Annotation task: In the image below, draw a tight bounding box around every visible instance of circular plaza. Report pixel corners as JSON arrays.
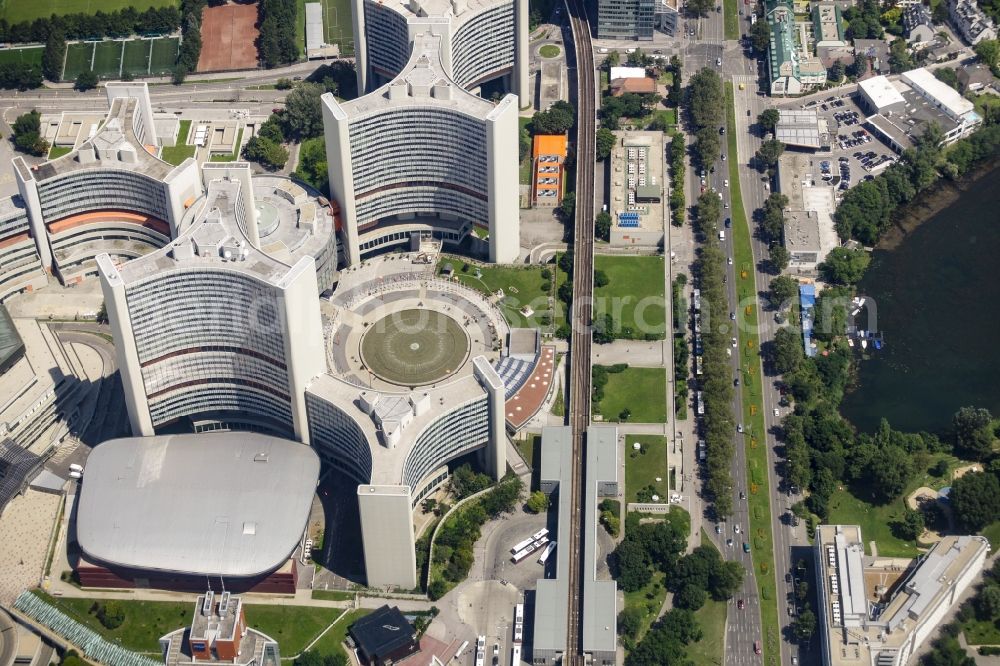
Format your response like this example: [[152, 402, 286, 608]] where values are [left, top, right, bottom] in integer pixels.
[[326, 254, 511, 390]]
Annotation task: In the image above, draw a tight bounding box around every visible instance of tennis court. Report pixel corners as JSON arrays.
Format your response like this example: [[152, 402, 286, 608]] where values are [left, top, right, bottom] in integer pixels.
[[322, 0, 354, 55], [92, 40, 122, 77], [0, 47, 43, 67]]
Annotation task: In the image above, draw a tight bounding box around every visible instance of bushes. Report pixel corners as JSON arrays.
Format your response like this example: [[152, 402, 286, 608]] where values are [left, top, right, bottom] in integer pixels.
[[0, 7, 182, 44], [0, 62, 43, 91], [669, 134, 686, 226], [11, 110, 48, 156], [95, 600, 125, 629], [175, 0, 206, 78], [42, 31, 66, 82]]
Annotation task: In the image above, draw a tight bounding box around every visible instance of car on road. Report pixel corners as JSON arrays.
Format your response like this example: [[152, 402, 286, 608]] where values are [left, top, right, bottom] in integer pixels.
[[725, 218, 731, 228], [716, 524, 723, 534], [754, 640, 762, 654], [734, 524, 741, 534], [774, 407, 780, 416], [730, 311, 736, 320], [723, 179, 729, 187], [744, 542, 752, 554], [731, 337, 737, 347], [734, 377, 740, 386], [722, 152, 727, 160], [737, 599, 745, 609], [717, 58, 722, 66], [719, 126, 726, 134], [737, 423, 744, 433], [727, 538, 734, 548], [728, 257, 733, 265], [740, 491, 746, 500]]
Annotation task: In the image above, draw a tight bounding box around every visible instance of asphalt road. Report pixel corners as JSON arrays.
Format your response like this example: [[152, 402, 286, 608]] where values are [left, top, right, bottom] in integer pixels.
[[563, 0, 597, 660]]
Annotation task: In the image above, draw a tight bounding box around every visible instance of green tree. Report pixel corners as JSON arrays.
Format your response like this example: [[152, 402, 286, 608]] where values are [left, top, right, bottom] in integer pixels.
[[771, 327, 804, 375], [595, 211, 611, 241], [755, 139, 785, 170], [757, 108, 780, 133], [560, 191, 576, 220], [769, 244, 790, 272], [893, 507, 925, 540], [934, 67, 961, 91], [282, 82, 325, 139], [792, 607, 817, 641], [242, 136, 288, 170], [526, 490, 549, 513], [695, 126, 721, 169], [97, 600, 125, 629], [686, 68, 724, 130], [612, 538, 652, 592], [532, 100, 575, 134], [594, 269, 609, 288], [688, 0, 714, 16], [427, 579, 448, 600], [74, 69, 98, 92], [11, 109, 48, 156], [42, 30, 66, 82], [769, 275, 798, 308], [275, 77, 293, 90], [674, 583, 707, 610], [750, 18, 771, 54], [952, 406, 996, 460], [977, 585, 1000, 620], [975, 39, 1000, 68], [950, 471, 1000, 531], [596, 127, 616, 160], [171, 65, 187, 85], [617, 606, 645, 638], [828, 59, 845, 82], [868, 444, 914, 503], [819, 247, 870, 285], [710, 560, 745, 600]]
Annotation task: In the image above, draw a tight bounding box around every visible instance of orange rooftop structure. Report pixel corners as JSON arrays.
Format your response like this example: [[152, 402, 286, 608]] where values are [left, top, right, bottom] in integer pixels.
[[532, 134, 568, 207]]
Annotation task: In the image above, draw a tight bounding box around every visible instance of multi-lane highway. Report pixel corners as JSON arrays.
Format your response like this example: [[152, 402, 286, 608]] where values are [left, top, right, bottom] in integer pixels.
[[563, 0, 597, 662]]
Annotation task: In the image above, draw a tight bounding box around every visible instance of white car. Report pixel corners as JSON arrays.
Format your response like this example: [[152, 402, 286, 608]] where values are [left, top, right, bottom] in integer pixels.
[[724, 179, 729, 187], [774, 408, 780, 416], [728, 257, 733, 265], [734, 525, 741, 534], [731, 337, 737, 347], [716, 57, 722, 66]]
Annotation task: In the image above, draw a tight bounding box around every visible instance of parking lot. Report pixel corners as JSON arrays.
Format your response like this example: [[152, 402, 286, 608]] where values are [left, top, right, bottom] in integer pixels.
[[792, 92, 898, 193]]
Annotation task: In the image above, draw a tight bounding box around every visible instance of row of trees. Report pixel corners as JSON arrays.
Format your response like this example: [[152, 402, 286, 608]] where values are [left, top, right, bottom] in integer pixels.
[[692, 187, 737, 519], [686, 68, 724, 170], [175, 0, 206, 81], [668, 133, 685, 226], [10, 110, 48, 156], [0, 6, 182, 44], [427, 474, 523, 599], [835, 120, 1000, 247], [258, 0, 299, 68]]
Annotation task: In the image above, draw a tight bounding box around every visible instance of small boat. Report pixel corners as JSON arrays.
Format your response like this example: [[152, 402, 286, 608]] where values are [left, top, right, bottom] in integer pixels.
[[860, 339, 868, 349], [873, 339, 882, 350], [848, 338, 854, 347]]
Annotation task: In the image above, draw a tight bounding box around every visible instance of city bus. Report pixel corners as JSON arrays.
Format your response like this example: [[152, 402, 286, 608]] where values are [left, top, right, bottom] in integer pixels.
[[537, 541, 557, 564]]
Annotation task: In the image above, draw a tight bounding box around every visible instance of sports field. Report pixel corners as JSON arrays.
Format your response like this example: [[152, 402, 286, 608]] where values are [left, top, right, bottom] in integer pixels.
[[0, 46, 43, 67], [322, 0, 354, 55], [60, 37, 178, 81], [0, 0, 178, 25]]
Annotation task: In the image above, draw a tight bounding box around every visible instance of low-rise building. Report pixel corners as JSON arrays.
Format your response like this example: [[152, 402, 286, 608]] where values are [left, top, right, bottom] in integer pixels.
[[608, 132, 665, 248], [532, 134, 568, 207], [777, 153, 839, 275], [349, 606, 419, 666], [853, 39, 892, 75], [775, 109, 829, 149], [902, 4, 936, 46], [160, 592, 279, 666], [815, 525, 989, 666], [767, 0, 827, 94], [812, 3, 847, 48], [948, 0, 997, 44], [610, 76, 657, 96], [957, 63, 996, 91]]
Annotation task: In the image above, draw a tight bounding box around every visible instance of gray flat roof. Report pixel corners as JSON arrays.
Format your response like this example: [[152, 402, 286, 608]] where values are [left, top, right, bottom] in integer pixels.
[[583, 426, 618, 657], [77, 433, 319, 577], [305, 2, 324, 51], [776, 109, 823, 149]]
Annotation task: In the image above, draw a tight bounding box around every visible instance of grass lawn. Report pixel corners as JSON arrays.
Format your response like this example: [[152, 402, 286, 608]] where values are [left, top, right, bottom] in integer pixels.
[[723, 0, 740, 39], [624, 570, 668, 643], [517, 433, 542, 490], [0, 0, 178, 24], [311, 589, 355, 601], [323, 0, 354, 54], [160, 119, 194, 165], [149, 36, 179, 74], [596, 366, 667, 423], [437, 256, 552, 328], [658, 71, 674, 86], [539, 44, 561, 58], [624, 434, 669, 503], [690, 530, 728, 666], [122, 38, 151, 75], [963, 617, 1000, 645], [244, 604, 343, 655], [48, 145, 73, 159], [593, 255, 666, 340], [62, 42, 94, 82], [0, 46, 43, 67], [519, 117, 533, 185], [309, 609, 373, 658], [726, 82, 780, 666], [32, 591, 196, 653], [92, 40, 123, 78], [969, 93, 1000, 119], [825, 489, 919, 557]]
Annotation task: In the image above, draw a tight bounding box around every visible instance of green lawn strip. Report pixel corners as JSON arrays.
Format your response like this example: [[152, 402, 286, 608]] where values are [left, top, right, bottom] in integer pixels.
[[242, 604, 342, 655], [623, 434, 669, 503], [436, 256, 551, 328], [307, 609, 373, 658], [825, 490, 919, 558], [160, 119, 195, 165], [539, 44, 561, 58], [624, 570, 668, 643], [62, 42, 94, 82], [963, 617, 1000, 645], [122, 38, 151, 75], [1, 0, 178, 24], [723, 0, 740, 40], [597, 367, 667, 423], [92, 40, 123, 77], [149, 36, 179, 74], [48, 145, 73, 159], [726, 82, 780, 666], [311, 589, 355, 601], [593, 254, 666, 340], [296, 0, 307, 57], [689, 530, 728, 666], [0, 46, 43, 67]]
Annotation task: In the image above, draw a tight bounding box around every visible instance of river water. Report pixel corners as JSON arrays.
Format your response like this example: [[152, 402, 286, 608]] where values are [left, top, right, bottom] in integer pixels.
[[839, 162, 1000, 434]]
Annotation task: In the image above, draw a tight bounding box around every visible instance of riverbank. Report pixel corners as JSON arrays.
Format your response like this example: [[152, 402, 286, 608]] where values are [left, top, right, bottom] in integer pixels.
[[878, 160, 1000, 251]]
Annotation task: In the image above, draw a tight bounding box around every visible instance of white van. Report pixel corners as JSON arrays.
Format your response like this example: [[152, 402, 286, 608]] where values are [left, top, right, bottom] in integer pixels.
[[69, 463, 83, 473], [719, 230, 726, 241], [69, 471, 82, 479]]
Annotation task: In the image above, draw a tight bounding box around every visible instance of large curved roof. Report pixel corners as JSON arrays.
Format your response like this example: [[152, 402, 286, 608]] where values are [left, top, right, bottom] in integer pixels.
[[77, 433, 319, 578]]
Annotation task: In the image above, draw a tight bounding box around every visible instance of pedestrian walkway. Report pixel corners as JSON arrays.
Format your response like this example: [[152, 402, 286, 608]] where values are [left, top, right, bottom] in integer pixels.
[[0, 490, 61, 605]]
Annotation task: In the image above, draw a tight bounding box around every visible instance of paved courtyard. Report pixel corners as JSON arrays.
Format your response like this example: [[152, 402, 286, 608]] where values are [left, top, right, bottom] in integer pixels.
[[0, 490, 61, 605]]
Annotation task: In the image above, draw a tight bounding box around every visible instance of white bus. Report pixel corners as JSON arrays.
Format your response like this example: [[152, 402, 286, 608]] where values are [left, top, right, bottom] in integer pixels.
[[511, 544, 537, 563], [510, 537, 534, 555], [512, 645, 522, 665], [475, 636, 486, 666], [537, 541, 557, 564], [454, 640, 469, 660], [531, 528, 549, 541], [514, 603, 524, 625]]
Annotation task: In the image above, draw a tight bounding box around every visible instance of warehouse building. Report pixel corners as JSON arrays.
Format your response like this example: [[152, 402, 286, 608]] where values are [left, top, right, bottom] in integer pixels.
[[815, 525, 988, 666]]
